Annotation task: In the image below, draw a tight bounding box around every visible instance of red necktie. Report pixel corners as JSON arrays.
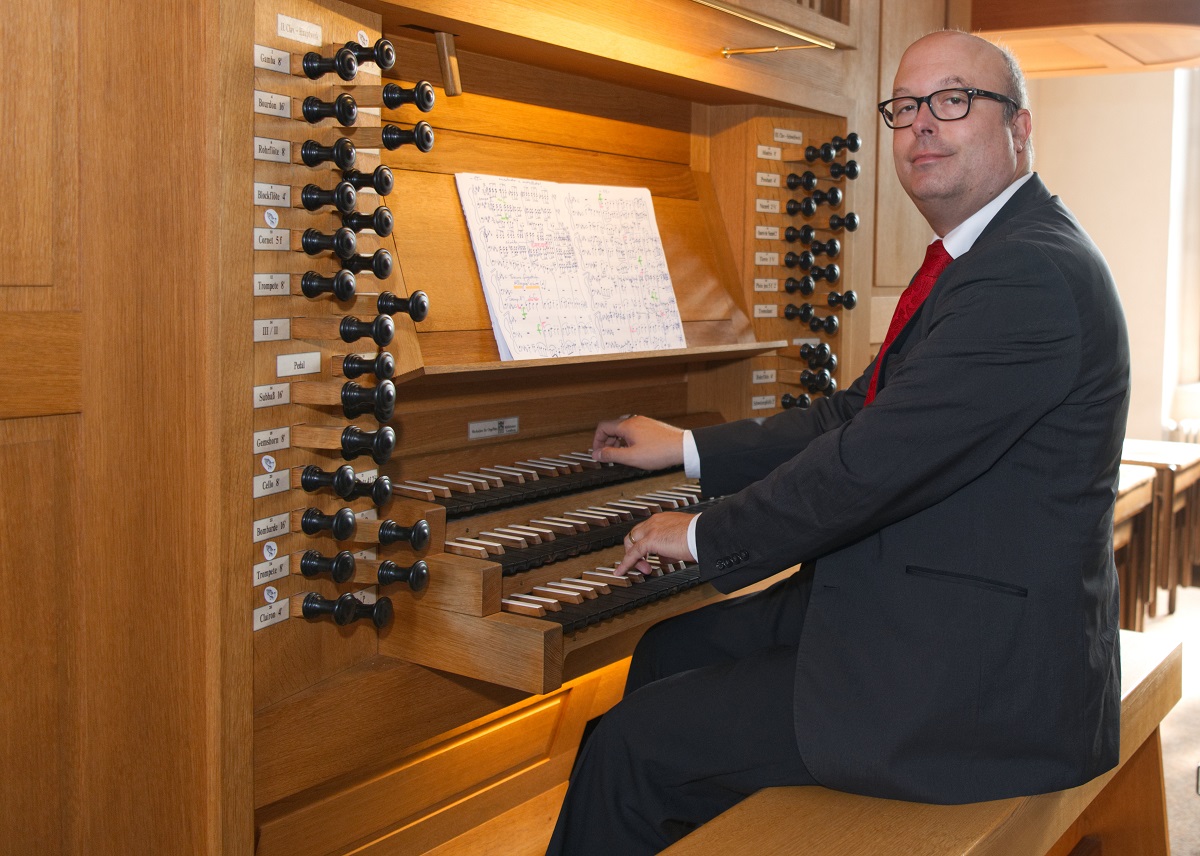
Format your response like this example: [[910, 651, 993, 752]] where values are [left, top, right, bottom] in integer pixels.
[[864, 239, 953, 405]]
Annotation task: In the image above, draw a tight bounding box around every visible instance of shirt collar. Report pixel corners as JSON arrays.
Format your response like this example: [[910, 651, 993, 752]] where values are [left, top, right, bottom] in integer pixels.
[[937, 172, 1034, 259]]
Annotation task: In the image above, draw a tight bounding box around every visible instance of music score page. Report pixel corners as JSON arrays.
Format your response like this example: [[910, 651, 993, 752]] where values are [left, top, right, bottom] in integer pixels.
[[455, 173, 687, 360]]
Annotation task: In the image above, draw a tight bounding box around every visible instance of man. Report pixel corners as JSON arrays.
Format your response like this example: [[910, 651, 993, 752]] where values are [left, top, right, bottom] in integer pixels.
[[546, 30, 1129, 856]]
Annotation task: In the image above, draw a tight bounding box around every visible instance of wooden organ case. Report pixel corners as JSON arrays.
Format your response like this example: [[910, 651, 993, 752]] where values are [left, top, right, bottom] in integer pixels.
[[247, 4, 873, 852], [1, 0, 957, 853]]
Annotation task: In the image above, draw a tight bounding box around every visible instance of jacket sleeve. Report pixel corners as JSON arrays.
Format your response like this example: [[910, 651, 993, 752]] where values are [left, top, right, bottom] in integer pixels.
[[696, 241, 1081, 592]]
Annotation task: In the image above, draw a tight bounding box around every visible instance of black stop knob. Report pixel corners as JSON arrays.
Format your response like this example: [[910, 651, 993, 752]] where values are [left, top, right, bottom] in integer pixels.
[[301, 181, 357, 213], [781, 392, 811, 410], [301, 591, 359, 625], [301, 270, 356, 301], [341, 206, 393, 237], [810, 263, 840, 284], [342, 351, 395, 380], [348, 474, 392, 506], [784, 251, 814, 271], [786, 171, 818, 192], [784, 276, 815, 296], [828, 212, 860, 232], [801, 343, 832, 366], [301, 138, 356, 169], [829, 160, 860, 180], [301, 506, 357, 540], [344, 38, 395, 71], [300, 549, 356, 583], [379, 518, 431, 550], [342, 249, 393, 279], [804, 144, 831, 163], [382, 81, 436, 112], [341, 379, 396, 422], [341, 425, 396, 464], [353, 596, 393, 628], [303, 93, 358, 126], [809, 314, 839, 335], [339, 314, 395, 346], [831, 133, 861, 153], [342, 166, 394, 196], [827, 290, 857, 310], [377, 290, 429, 322], [784, 303, 814, 322], [301, 464, 357, 499], [302, 227, 357, 259], [378, 558, 429, 591], [381, 121, 435, 152], [303, 47, 358, 81], [785, 225, 816, 244], [810, 238, 840, 258]]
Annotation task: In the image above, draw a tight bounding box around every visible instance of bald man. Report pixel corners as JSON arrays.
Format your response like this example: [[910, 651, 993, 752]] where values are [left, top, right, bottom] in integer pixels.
[[547, 31, 1128, 856]]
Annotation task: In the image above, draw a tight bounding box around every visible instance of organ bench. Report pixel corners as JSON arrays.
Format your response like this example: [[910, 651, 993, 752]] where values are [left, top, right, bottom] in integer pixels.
[[664, 630, 1181, 856]]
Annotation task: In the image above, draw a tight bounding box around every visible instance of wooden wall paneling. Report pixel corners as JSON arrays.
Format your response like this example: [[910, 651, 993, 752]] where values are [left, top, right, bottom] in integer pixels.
[[0, 416, 81, 856], [378, 34, 694, 164]]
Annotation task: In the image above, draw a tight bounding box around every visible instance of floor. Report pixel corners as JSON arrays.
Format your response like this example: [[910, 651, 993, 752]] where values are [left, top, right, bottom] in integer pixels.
[[1142, 586, 1200, 856]]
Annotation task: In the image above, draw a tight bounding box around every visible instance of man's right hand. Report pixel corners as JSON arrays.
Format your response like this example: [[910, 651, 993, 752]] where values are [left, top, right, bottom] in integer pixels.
[[591, 415, 685, 470]]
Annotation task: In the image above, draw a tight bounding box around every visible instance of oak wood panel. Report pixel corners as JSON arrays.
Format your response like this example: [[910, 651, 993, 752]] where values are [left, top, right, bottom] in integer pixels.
[[378, 35, 694, 164], [0, 312, 81, 418], [74, 0, 257, 851], [0, 416, 81, 856], [258, 695, 565, 855], [380, 126, 699, 197], [253, 655, 527, 806]]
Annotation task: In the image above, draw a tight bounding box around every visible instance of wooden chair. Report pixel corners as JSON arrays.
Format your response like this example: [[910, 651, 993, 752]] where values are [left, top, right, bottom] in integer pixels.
[[1122, 439, 1200, 616], [663, 630, 1181, 856], [1115, 464, 1157, 630]]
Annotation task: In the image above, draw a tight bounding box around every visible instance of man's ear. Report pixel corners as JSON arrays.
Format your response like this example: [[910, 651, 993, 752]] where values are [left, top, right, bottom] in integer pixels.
[[1012, 108, 1032, 153]]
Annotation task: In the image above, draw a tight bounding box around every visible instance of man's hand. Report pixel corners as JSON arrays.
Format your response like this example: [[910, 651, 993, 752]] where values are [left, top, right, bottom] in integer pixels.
[[592, 415, 685, 470], [615, 511, 695, 576]]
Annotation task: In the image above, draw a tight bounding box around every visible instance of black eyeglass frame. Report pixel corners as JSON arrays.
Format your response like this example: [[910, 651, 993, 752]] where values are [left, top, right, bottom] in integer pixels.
[[877, 88, 1020, 129]]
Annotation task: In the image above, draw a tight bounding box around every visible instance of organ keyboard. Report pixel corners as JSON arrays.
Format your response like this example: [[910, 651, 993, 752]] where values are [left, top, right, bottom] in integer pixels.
[[378, 443, 724, 693]]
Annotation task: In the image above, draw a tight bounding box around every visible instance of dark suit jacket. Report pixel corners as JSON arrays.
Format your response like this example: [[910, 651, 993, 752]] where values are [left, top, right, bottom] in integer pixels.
[[692, 174, 1129, 804]]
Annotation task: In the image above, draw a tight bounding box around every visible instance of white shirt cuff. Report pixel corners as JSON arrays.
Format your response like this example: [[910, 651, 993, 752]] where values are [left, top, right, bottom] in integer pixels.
[[683, 429, 701, 479], [687, 513, 700, 563]]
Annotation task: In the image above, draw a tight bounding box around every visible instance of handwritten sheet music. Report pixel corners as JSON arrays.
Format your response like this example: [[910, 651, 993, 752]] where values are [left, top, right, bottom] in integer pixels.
[[455, 173, 687, 360]]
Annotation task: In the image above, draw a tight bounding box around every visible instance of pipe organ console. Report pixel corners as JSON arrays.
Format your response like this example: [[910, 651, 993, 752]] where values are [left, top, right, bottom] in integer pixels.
[[242, 3, 871, 852], [0, 0, 910, 849]]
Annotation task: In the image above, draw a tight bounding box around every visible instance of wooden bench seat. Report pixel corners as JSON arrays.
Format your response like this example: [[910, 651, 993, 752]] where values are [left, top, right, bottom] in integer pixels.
[[1116, 464, 1158, 631], [664, 630, 1182, 856]]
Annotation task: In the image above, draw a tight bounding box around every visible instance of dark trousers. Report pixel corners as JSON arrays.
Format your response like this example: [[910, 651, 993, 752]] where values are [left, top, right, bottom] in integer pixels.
[[545, 568, 818, 856]]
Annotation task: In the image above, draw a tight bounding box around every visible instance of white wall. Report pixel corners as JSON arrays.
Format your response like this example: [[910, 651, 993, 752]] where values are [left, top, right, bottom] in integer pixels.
[[1027, 71, 1177, 439]]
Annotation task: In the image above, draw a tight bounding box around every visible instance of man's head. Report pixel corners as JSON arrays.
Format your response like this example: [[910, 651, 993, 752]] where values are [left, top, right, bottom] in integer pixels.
[[886, 31, 1033, 236]]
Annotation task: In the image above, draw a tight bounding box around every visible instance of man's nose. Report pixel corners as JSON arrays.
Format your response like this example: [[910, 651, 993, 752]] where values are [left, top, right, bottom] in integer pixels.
[[910, 100, 938, 133]]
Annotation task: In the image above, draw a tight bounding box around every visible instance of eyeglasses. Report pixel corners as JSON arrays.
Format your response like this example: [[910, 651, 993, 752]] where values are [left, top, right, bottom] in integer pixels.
[[878, 88, 1019, 129]]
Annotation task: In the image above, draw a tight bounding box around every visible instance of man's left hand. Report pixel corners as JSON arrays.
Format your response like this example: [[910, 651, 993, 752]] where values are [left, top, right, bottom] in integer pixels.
[[615, 511, 695, 575]]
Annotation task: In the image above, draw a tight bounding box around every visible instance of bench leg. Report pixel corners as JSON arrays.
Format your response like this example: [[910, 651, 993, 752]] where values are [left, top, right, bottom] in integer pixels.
[[1044, 727, 1170, 856]]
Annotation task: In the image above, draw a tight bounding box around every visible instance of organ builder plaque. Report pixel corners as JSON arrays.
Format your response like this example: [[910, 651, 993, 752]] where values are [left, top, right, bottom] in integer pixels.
[[455, 173, 687, 359]]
